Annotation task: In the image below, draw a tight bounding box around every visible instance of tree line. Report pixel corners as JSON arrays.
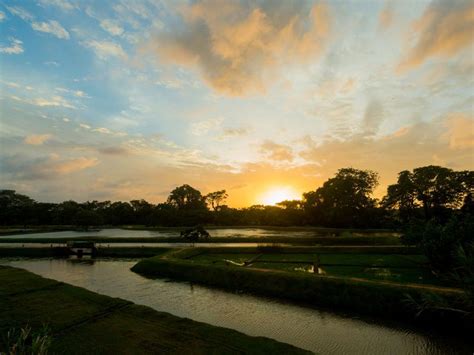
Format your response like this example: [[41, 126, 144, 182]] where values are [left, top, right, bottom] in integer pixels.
[[1, 165, 473, 228]]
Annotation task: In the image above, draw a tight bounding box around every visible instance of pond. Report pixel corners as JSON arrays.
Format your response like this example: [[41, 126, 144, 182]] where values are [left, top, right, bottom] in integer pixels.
[[0, 228, 323, 239], [2, 259, 470, 354]]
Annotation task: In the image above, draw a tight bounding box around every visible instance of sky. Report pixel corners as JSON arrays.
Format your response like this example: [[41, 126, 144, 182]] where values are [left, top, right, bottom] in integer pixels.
[[0, 0, 473, 207]]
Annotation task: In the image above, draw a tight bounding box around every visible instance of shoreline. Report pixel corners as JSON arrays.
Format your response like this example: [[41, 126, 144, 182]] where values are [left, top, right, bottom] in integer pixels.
[[0, 265, 309, 354], [131, 248, 473, 337]]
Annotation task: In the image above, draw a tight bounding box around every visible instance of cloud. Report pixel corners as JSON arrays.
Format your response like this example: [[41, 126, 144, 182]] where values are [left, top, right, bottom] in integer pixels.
[[219, 127, 249, 140], [98, 147, 129, 155], [444, 113, 474, 149], [74, 90, 88, 98], [34, 96, 75, 108], [100, 19, 124, 36], [5, 6, 33, 21], [362, 99, 384, 136], [37, 0, 78, 11], [93, 127, 113, 134], [44, 61, 60, 66], [148, 0, 331, 95], [0, 155, 99, 180], [190, 117, 224, 136], [260, 140, 294, 161], [299, 113, 474, 195], [398, 0, 474, 72], [82, 40, 127, 60], [24, 134, 53, 145], [54, 157, 99, 174], [0, 38, 24, 54], [32, 20, 70, 39], [378, 2, 394, 30], [9, 94, 76, 109]]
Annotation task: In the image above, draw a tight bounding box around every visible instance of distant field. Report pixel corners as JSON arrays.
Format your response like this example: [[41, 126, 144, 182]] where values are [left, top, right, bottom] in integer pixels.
[[185, 250, 443, 286]]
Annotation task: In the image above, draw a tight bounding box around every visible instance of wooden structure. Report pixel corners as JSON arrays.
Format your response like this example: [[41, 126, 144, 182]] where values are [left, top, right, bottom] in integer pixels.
[[66, 241, 97, 257]]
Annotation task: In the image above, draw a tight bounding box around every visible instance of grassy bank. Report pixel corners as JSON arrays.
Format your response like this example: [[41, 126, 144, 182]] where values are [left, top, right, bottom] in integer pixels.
[[0, 266, 309, 354], [132, 248, 472, 335]]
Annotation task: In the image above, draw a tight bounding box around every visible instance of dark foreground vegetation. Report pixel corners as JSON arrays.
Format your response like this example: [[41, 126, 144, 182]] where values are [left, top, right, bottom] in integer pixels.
[[0, 266, 308, 354], [132, 248, 473, 336]]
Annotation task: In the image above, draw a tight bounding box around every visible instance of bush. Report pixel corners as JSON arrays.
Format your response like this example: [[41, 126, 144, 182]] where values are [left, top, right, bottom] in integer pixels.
[[403, 215, 474, 273]]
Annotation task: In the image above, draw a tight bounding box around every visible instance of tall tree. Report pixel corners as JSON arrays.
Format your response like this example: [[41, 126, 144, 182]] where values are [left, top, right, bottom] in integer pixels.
[[205, 190, 228, 211], [167, 184, 207, 210], [0, 190, 36, 225], [383, 170, 419, 222], [304, 168, 379, 227], [384, 166, 473, 221]]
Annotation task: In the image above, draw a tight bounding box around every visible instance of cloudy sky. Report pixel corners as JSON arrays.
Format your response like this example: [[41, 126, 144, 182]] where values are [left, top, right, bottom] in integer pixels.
[[0, 0, 473, 207]]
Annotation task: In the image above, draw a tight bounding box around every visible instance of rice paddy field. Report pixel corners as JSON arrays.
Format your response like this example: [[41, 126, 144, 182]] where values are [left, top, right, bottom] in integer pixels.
[[184, 249, 444, 286]]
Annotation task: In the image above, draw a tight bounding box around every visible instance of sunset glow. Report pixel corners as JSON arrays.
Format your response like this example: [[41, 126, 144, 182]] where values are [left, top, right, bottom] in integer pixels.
[[260, 187, 301, 206], [0, 0, 472, 207]]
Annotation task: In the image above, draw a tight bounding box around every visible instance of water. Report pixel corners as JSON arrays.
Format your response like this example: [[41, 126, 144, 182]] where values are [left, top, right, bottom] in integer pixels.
[[0, 242, 288, 248], [2, 259, 470, 354], [0, 228, 321, 239]]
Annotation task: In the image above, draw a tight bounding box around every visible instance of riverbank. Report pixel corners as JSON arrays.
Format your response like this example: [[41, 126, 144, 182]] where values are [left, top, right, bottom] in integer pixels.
[[132, 248, 473, 336], [0, 245, 417, 258], [0, 265, 309, 354]]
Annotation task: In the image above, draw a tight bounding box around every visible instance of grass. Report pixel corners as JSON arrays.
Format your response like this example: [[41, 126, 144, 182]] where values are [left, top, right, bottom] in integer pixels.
[[0, 266, 309, 354], [131, 248, 473, 333], [184, 250, 438, 285]]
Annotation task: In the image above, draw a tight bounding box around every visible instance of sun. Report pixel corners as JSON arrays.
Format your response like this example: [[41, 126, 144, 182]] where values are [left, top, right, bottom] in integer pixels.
[[260, 186, 300, 206]]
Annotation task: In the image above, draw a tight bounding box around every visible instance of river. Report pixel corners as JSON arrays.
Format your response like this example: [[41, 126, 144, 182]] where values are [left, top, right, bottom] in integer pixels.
[[2, 258, 469, 354]]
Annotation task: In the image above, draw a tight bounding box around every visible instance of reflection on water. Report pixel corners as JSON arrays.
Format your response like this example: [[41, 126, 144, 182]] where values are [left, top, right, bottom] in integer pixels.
[[0, 242, 290, 248], [0, 228, 331, 239], [2, 259, 470, 354]]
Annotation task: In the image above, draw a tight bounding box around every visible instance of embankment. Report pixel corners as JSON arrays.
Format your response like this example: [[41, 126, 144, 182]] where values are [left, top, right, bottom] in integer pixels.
[[0, 266, 309, 354], [131, 249, 473, 336]]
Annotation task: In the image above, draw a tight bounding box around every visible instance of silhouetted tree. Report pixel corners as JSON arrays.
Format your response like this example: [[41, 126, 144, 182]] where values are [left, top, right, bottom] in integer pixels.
[[104, 202, 135, 225], [73, 208, 104, 228], [384, 166, 473, 222], [167, 184, 207, 210], [303, 168, 379, 227], [383, 170, 419, 223], [1, 165, 472, 228], [53, 201, 81, 225], [205, 190, 228, 211], [0, 190, 36, 225], [130, 199, 154, 225]]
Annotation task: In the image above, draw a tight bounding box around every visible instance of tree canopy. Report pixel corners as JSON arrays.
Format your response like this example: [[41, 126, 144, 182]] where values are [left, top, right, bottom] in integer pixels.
[[1, 165, 472, 228]]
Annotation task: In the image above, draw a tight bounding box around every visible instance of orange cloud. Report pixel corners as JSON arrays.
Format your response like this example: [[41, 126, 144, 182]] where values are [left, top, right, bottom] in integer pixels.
[[53, 157, 99, 174], [260, 140, 294, 161], [398, 0, 474, 72], [444, 113, 474, 149], [24, 134, 53, 145], [149, 1, 331, 95], [378, 2, 394, 30]]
